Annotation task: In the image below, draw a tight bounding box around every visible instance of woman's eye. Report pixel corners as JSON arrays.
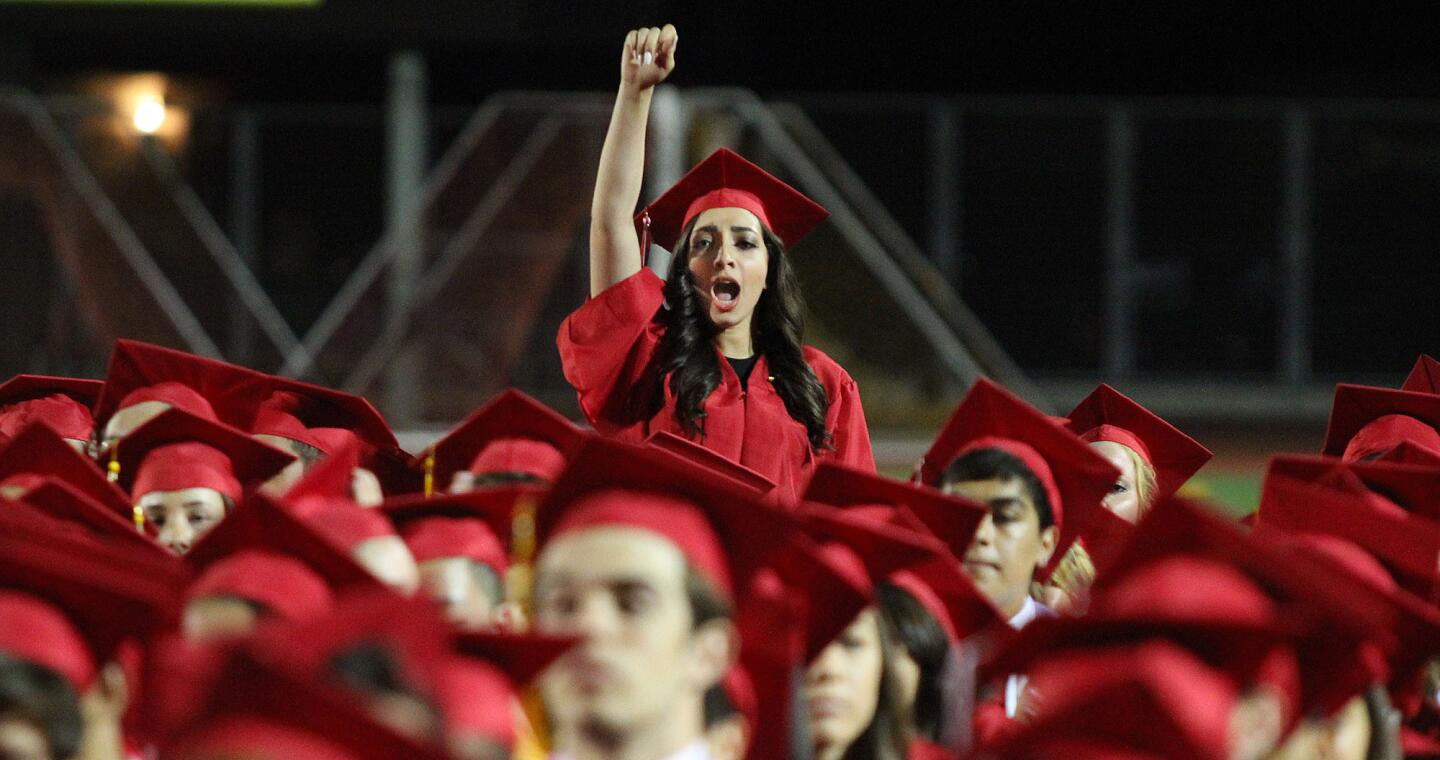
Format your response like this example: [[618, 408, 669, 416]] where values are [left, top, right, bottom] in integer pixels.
[[188, 512, 210, 526], [735, 238, 757, 249], [1111, 481, 1129, 494], [617, 590, 653, 616]]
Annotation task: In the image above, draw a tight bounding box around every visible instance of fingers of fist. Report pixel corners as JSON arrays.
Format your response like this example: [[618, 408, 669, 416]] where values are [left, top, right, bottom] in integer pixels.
[[623, 24, 677, 69]]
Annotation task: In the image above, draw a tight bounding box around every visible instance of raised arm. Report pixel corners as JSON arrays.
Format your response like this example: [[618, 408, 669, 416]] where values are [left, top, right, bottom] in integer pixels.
[[589, 24, 677, 297]]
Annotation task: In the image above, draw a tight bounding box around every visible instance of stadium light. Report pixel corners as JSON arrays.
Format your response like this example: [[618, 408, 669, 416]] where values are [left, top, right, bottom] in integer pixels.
[[132, 95, 166, 135]]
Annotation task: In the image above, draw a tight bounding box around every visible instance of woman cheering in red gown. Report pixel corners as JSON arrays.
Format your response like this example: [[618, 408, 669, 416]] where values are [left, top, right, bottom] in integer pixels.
[[557, 24, 875, 501]]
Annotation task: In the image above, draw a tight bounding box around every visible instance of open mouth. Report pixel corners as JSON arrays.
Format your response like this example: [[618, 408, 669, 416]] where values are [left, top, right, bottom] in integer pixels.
[[711, 279, 741, 311]]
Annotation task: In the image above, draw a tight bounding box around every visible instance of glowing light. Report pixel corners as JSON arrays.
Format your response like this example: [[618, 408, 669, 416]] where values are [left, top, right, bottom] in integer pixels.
[[133, 96, 166, 135]]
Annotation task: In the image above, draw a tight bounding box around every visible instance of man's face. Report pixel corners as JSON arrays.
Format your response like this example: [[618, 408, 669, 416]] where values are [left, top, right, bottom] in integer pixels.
[[944, 477, 1058, 619], [418, 557, 497, 631], [534, 526, 725, 741]]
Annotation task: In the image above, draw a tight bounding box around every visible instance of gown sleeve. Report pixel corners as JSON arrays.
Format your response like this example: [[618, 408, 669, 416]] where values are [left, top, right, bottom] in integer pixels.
[[826, 371, 877, 473], [556, 268, 668, 435]]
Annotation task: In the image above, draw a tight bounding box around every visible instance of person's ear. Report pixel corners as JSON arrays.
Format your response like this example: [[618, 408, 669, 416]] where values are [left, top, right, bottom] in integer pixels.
[[1036, 525, 1060, 570], [687, 619, 739, 692]]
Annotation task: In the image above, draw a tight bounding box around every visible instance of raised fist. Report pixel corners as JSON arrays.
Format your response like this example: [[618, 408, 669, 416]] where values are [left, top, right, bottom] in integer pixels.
[[621, 24, 677, 90]]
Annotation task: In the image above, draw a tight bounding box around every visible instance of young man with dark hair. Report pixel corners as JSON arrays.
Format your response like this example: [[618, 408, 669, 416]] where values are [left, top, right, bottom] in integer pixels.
[[531, 437, 801, 760]]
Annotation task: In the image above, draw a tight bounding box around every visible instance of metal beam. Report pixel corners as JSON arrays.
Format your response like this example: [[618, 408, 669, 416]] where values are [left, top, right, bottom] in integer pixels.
[[343, 116, 564, 393], [13, 93, 220, 356], [382, 49, 429, 424], [140, 136, 302, 358]]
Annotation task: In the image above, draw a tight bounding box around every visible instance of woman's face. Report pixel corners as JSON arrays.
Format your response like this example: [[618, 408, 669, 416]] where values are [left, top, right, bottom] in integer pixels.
[[136, 487, 229, 555], [685, 207, 769, 342], [1090, 441, 1142, 523], [804, 608, 885, 758]]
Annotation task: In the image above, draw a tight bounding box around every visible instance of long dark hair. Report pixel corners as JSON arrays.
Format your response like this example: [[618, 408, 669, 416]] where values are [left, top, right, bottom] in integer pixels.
[[655, 218, 833, 450], [876, 583, 950, 742], [838, 611, 911, 760]]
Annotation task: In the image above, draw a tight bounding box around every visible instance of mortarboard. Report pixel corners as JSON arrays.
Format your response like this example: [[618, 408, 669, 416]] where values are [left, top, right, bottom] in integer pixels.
[[0, 422, 149, 533], [535, 435, 799, 601], [982, 555, 1295, 689], [257, 377, 399, 452], [1323, 383, 1440, 462], [416, 389, 585, 497], [383, 487, 544, 573], [246, 589, 453, 711], [1404, 354, 1440, 395], [114, 408, 295, 507], [645, 430, 778, 496], [0, 374, 102, 444], [92, 339, 272, 434], [1065, 383, 1213, 502], [186, 494, 383, 594], [186, 550, 334, 624], [803, 461, 1003, 640], [0, 506, 187, 691], [978, 641, 1239, 760], [636, 147, 829, 255], [442, 632, 578, 747], [916, 378, 1119, 577], [778, 505, 943, 661], [163, 648, 452, 760], [1098, 495, 1421, 717], [1259, 458, 1440, 598]]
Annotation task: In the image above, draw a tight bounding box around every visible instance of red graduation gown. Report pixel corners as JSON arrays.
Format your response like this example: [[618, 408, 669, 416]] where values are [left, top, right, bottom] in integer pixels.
[[558, 269, 875, 501]]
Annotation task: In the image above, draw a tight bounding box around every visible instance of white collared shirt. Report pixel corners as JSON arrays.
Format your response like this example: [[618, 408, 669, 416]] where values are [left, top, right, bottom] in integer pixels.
[[1004, 596, 1040, 717]]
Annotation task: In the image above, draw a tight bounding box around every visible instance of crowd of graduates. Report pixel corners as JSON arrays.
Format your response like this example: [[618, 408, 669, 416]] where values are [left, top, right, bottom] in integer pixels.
[[6, 20, 1440, 760], [2, 339, 1439, 760]]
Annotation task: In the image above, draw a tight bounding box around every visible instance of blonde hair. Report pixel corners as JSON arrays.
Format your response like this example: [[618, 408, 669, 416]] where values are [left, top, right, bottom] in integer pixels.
[[1033, 445, 1156, 611], [1124, 444, 1159, 517]]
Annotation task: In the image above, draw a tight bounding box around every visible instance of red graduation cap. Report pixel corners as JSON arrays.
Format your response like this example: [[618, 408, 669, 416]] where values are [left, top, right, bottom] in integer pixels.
[[982, 555, 1295, 690], [0, 421, 133, 514], [258, 376, 399, 451], [93, 339, 272, 433], [645, 430, 778, 495], [280, 437, 366, 517], [186, 494, 384, 595], [778, 505, 945, 661], [0, 374, 103, 444], [187, 550, 334, 624], [443, 632, 578, 746], [0, 373, 104, 408], [164, 648, 452, 760], [418, 389, 586, 496], [1261, 529, 1440, 702], [978, 641, 1238, 760], [1260, 457, 1440, 597], [382, 487, 544, 572], [635, 147, 829, 254], [247, 589, 452, 708], [801, 462, 1004, 641], [1404, 354, 1440, 395], [916, 378, 1120, 576], [22, 480, 171, 557], [1065, 383, 1213, 501], [1096, 495, 1420, 717], [114, 408, 295, 505], [1323, 383, 1440, 461], [535, 435, 800, 601], [0, 506, 187, 691], [1378, 439, 1440, 467]]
